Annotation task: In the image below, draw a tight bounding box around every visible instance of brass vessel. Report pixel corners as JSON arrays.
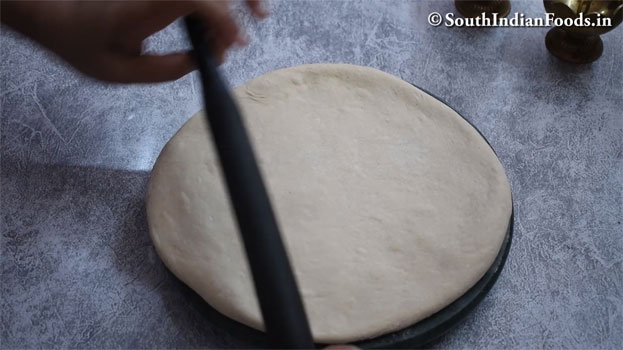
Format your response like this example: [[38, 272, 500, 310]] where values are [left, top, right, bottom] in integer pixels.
[[544, 0, 623, 63], [455, 0, 511, 18]]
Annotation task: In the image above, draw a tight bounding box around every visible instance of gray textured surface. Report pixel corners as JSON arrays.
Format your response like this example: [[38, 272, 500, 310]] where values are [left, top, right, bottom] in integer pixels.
[[1, 0, 622, 349]]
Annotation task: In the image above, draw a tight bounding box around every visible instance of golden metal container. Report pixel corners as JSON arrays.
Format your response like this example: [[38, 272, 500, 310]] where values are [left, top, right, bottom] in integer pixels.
[[544, 0, 623, 63], [455, 0, 512, 18]]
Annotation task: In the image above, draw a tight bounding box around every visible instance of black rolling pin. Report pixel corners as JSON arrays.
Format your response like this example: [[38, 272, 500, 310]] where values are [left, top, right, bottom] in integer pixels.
[[183, 17, 314, 349]]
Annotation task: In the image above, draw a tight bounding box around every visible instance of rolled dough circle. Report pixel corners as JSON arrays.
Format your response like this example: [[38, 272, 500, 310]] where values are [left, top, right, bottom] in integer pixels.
[[146, 64, 512, 344]]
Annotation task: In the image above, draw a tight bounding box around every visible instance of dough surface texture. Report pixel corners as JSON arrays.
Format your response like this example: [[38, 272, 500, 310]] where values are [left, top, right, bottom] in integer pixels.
[[146, 64, 512, 343]]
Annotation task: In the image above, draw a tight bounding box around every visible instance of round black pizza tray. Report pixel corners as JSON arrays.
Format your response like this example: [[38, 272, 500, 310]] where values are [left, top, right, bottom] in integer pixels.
[[174, 86, 514, 349]]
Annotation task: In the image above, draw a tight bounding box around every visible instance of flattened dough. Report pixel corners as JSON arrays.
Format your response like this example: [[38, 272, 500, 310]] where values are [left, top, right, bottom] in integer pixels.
[[146, 64, 512, 343]]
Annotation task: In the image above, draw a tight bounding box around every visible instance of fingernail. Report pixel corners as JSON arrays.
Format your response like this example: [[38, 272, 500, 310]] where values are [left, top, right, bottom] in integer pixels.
[[255, 4, 269, 18], [236, 33, 250, 46]]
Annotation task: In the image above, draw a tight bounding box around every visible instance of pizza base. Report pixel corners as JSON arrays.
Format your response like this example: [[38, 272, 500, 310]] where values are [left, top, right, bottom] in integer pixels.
[[146, 64, 512, 343]]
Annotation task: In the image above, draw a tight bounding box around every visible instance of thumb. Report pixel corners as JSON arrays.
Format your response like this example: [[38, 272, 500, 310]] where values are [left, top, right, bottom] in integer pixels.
[[108, 52, 195, 83]]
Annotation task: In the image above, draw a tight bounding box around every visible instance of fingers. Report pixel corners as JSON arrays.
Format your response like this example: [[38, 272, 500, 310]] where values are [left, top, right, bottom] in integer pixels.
[[102, 0, 271, 83], [192, 0, 250, 64], [246, 0, 269, 18], [105, 52, 195, 83], [115, 1, 196, 42], [185, 0, 267, 65], [121, 0, 266, 67]]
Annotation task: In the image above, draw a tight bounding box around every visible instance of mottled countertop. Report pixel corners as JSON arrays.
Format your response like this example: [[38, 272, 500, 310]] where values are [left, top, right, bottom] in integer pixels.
[[1, 0, 621, 349]]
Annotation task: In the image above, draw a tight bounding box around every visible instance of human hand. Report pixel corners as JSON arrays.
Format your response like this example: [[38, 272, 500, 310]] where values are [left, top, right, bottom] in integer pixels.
[[1, 0, 267, 83]]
